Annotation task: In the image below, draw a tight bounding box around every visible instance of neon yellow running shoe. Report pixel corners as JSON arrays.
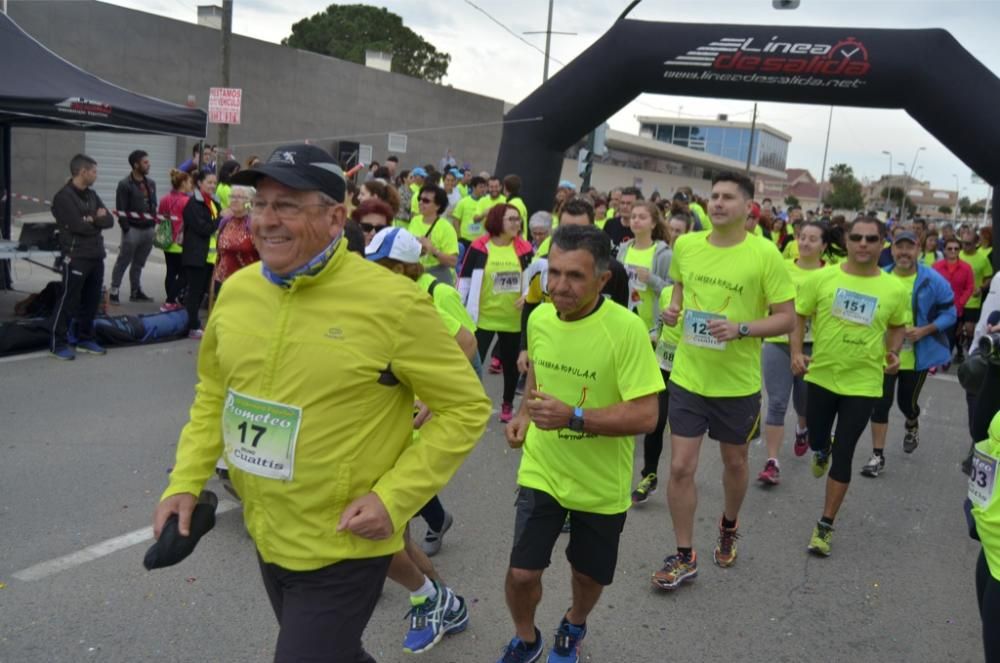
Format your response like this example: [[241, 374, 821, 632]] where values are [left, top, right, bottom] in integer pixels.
[[807, 522, 834, 556]]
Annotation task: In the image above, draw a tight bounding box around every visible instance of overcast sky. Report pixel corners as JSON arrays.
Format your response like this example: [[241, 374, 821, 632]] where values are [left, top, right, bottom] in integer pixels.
[[107, 0, 997, 202]]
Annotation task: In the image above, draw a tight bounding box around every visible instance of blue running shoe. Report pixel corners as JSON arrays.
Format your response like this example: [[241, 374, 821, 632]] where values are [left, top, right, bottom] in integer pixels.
[[547, 616, 586, 662], [497, 628, 543, 663], [443, 593, 469, 635], [50, 345, 75, 361], [74, 340, 106, 355], [402, 582, 451, 654]]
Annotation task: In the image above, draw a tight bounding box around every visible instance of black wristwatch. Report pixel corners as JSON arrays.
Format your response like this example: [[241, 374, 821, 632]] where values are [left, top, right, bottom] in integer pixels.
[[568, 407, 585, 432], [738, 323, 751, 339]]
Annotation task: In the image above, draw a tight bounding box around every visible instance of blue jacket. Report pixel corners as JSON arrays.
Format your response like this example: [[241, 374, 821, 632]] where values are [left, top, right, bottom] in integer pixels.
[[885, 262, 957, 370]]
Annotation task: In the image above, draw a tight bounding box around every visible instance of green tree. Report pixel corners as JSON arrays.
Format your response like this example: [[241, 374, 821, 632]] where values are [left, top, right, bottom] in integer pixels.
[[880, 186, 916, 215], [784, 194, 800, 208], [823, 163, 864, 211], [283, 4, 451, 83], [938, 205, 952, 215]]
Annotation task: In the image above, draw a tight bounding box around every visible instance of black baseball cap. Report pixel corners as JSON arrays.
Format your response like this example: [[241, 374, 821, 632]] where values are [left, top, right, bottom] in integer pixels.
[[231, 143, 346, 202]]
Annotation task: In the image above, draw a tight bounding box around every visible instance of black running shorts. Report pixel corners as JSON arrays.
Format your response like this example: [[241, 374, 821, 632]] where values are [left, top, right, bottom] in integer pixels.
[[667, 381, 762, 444], [509, 486, 626, 586]]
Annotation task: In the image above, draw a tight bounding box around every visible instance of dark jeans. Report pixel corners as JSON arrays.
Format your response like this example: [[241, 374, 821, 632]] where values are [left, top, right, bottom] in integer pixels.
[[476, 328, 521, 404], [50, 257, 103, 351], [976, 549, 1000, 662], [641, 368, 670, 477], [258, 554, 391, 663], [164, 252, 185, 304], [111, 226, 154, 292], [806, 383, 878, 484], [184, 264, 212, 331]]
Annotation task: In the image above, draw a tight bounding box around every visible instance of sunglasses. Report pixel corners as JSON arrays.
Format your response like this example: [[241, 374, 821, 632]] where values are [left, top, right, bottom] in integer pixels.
[[360, 222, 386, 233], [848, 233, 880, 244], [418, 197, 435, 204], [945, 246, 960, 251]]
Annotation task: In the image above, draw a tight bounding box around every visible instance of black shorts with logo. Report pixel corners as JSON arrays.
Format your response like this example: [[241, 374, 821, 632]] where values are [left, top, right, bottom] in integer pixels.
[[667, 380, 762, 444], [509, 486, 626, 586]]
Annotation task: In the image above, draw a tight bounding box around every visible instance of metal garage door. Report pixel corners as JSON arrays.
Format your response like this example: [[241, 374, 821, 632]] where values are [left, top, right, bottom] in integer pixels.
[[83, 133, 177, 213]]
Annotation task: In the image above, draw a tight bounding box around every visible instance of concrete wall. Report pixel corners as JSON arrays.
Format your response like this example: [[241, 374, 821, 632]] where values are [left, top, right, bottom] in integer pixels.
[[7, 0, 504, 215]]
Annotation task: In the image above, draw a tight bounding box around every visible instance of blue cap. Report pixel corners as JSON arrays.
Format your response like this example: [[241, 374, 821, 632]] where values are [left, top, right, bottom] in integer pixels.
[[558, 179, 576, 190], [449, 168, 463, 178], [411, 167, 428, 178]]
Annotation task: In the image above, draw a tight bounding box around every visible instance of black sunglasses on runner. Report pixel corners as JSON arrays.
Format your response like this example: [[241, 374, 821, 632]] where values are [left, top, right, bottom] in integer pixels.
[[848, 233, 880, 244], [360, 222, 386, 233]]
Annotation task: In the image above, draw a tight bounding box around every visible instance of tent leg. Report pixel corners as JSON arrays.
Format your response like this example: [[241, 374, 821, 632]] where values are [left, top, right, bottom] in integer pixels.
[[1, 124, 12, 290]]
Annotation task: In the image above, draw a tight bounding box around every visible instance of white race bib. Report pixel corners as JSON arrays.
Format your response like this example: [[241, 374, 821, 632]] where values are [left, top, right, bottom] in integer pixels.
[[466, 222, 483, 236], [832, 288, 878, 326], [656, 339, 677, 371], [969, 449, 997, 508], [493, 271, 521, 294], [683, 310, 727, 351], [222, 389, 302, 481], [803, 317, 814, 344], [626, 266, 647, 292]]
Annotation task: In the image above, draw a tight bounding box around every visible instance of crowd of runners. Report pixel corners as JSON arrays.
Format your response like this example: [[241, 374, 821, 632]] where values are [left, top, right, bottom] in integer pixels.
[[64, 141, 988, 662]]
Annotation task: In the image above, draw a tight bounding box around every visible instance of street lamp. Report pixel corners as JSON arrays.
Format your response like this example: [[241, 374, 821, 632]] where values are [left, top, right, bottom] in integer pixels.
[[898, 162, 908, 218], [881, 150, 892, 211]]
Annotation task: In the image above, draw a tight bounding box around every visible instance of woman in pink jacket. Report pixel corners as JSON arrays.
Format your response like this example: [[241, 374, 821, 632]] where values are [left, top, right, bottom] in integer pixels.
[[934, 236, 975, 358]]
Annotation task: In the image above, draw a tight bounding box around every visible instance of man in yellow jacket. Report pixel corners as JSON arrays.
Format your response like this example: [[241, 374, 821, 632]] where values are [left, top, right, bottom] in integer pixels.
[[152, 144, 491, 663]]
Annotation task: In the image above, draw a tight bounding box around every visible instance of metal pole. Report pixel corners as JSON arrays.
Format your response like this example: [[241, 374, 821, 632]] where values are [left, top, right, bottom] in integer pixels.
[[904, 147, 925, 220], [881, 151, 891, 212], [218, 0, 233, 151], [543, 0, 554, 82], [985, 185, 993, 227], [817, 106, 833, 207], [744, 103, 758, 175], [581, 130, 596, 191], [954, 174, 960, 221]]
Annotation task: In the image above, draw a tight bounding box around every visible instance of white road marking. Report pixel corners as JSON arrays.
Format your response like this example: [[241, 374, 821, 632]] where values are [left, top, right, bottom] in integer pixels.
[[0, 351, 49, 364], [11, 500, 241, 582], [929, 372, 959, 383]]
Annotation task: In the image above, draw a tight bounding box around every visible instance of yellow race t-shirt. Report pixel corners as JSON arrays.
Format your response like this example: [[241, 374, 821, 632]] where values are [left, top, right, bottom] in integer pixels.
[[409, 214, 459, 272], [767, 259, 822, 344], [624, 244, 657, 331], [895, 272, 918, 371], [971, 415, 1000, 581], [519, 300, 665, 514], [782, 239, 800, 261], [409, 183, 420, 217], [524, 237, 553, 305], [509, 197, 528, 223], [668, 231, 794, 397], [656, 285, 683, 372], [961, 248, 993, 309], [452, 196, 484, 242], [796, 264, 909, 397], [477, 240, 523, 332], [475, 194, 507, 221], [417, 273, 476, 336]]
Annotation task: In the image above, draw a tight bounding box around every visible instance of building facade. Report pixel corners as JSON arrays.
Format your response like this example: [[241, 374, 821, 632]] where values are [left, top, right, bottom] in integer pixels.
[[6, 1, 505, 214], [638, 115, 791, 172]]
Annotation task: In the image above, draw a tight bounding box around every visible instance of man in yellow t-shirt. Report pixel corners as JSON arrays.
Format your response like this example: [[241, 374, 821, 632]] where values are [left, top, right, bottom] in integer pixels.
[[154, 144, 490, 662], [959, 227, 994, 354], [451, 176, 487, 245], [791, 217, 908, 557], [653, 172, 795, 591], [474, 176, 507, 223], [502, 224, 662, 662]]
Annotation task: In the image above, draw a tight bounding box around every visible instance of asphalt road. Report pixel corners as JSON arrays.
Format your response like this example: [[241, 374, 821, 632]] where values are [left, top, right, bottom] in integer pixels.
[[0, 250, 988, 663]]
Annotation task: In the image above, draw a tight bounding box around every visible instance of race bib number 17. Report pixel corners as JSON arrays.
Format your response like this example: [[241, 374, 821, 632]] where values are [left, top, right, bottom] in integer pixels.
[[222, 389, 302, 481]]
